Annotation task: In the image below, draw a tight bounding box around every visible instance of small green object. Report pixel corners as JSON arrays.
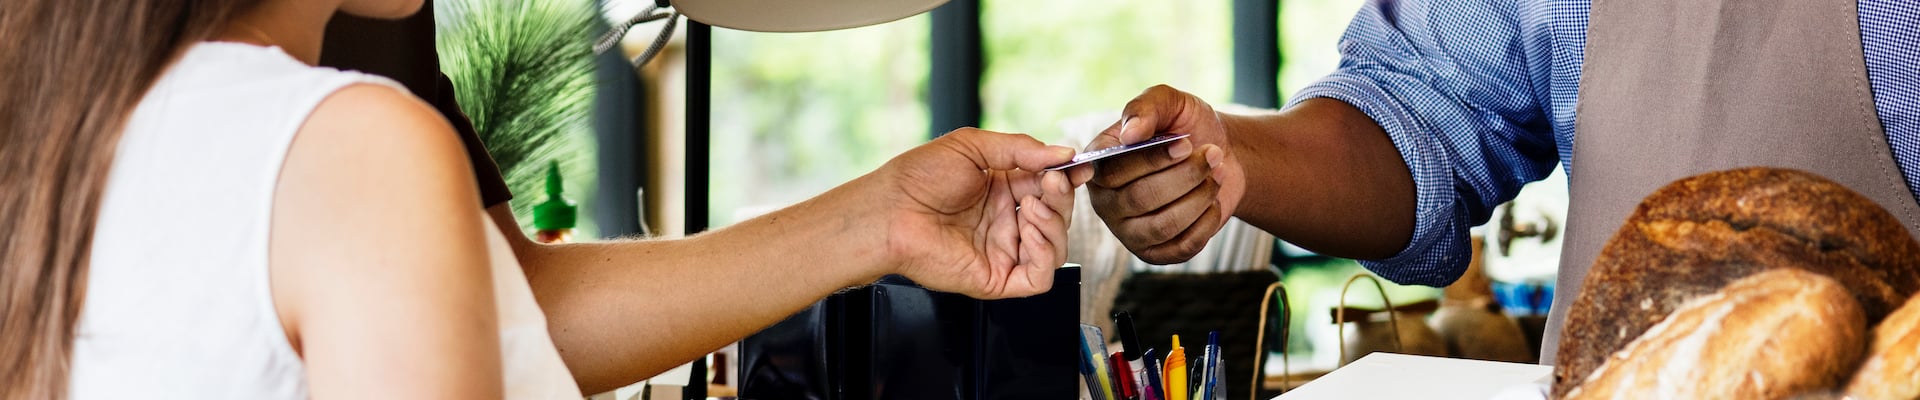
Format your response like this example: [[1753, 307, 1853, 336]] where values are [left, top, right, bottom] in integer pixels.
[[532, 160, 577, 230]]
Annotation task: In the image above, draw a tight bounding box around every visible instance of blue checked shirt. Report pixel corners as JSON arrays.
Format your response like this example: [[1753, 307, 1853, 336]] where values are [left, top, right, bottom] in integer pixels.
[[1290, 0, 1920, 286]]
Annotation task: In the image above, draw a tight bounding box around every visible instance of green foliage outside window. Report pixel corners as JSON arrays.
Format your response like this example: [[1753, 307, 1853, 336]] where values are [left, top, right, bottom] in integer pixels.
[[709, 18, 932, 227], [980, 0, 1234, 143]]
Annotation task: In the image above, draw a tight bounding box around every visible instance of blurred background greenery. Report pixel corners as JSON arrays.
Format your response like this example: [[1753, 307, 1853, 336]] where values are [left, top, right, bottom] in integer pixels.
[[708, 0, 1361, 227], [708, 16, 932, 224], [436, 0, 602, 237], [977, 0, 1231, 141]]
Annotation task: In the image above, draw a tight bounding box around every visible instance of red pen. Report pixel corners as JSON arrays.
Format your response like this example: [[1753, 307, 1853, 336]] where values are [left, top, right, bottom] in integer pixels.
[[1109, 352, 1138, 400]]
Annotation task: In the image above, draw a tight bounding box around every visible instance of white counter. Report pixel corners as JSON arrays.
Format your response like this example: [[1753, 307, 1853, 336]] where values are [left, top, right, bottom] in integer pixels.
[[1273, 353, 1551, 400]]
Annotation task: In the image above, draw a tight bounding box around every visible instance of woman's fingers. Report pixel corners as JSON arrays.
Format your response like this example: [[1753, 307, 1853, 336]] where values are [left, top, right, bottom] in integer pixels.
[[1012, 199, 1060, 298]]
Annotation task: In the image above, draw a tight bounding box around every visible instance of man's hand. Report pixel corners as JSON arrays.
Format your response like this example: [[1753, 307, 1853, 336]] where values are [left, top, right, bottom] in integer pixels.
[[877, 128, 1091, 299], [1086, 84, 1246, 264]]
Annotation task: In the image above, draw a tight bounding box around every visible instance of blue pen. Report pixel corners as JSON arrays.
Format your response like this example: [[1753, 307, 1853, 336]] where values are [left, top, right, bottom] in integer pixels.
[[1201, 331, 1220, 400], [1140, 348, 1165, 400]]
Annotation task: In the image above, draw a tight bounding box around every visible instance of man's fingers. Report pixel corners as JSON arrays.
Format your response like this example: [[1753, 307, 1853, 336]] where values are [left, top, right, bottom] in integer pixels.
[[1085, 115, 1153, 151], [1093, 149, 1211, 217], [1115, 85, 1186, 145], [1088, 84, 1190, 151], [1135, 202, 1227, 264], [1087, 138, 1196, 189], [1087, 119, 1127, 152], [939, 127, 1074, 172], [1112, 178, 1219, 246]]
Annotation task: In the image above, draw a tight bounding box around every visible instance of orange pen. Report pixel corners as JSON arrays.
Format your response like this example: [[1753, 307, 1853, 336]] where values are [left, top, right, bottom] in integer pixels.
[[1165, 335, 1188, 400]]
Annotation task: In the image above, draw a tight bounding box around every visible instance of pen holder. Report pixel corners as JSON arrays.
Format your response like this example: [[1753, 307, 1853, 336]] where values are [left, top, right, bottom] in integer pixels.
[[1111, 270, 1280, 400]]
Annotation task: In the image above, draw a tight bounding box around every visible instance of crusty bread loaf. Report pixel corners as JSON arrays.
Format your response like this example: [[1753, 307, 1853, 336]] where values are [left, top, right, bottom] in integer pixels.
[[1846, 294, 1920, 400], [1553, 168, 1920, 398], [1564, 269, 1867, 400]]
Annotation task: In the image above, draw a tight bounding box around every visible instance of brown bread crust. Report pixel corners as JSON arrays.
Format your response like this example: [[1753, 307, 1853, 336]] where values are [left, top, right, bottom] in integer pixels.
[[1551, 168, 1920, 398], [1564, 269, 1867, 400], [1846, 294, 1920, 400]]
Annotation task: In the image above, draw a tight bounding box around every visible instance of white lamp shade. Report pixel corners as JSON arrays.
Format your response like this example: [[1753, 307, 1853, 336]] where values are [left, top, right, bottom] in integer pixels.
[[672, 0, 950, 32]]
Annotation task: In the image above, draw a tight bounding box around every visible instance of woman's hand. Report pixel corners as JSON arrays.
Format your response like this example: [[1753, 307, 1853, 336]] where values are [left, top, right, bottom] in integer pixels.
[[875, 128, 1091, 299]]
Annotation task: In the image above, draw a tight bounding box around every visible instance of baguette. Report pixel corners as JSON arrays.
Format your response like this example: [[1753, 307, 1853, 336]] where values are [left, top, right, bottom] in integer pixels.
[[1564, 269, 1866, 400], [1846, 294, 1920, 400]]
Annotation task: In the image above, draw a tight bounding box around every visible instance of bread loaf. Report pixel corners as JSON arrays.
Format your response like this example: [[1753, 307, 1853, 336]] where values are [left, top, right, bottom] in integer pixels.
[[1553, 168, 1920, 398], [1846, 294, 1920, 400], [1563, 269, 1867, 400]]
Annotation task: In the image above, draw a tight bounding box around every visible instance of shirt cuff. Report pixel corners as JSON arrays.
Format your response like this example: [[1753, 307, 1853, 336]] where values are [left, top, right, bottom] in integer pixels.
[[1288, 72, 1470, 287]]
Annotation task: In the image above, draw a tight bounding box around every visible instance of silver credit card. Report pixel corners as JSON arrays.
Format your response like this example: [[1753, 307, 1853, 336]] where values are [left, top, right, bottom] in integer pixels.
[[1044, 134, 1191, 171]]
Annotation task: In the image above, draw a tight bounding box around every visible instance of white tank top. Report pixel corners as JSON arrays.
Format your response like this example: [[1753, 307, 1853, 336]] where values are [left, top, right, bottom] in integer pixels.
[[71, 42, 582, 399]]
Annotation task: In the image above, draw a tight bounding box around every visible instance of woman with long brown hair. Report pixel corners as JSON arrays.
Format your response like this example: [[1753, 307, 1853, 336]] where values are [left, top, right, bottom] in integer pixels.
[[1, 0, 1093, 398], [0, 0, 569, 397]]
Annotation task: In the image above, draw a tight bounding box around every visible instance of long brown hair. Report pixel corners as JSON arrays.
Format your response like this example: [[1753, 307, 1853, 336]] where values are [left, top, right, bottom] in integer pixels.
[[0, 1, 258, 398]]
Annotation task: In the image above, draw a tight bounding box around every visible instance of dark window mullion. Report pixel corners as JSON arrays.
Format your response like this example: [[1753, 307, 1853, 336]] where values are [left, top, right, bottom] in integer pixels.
[[1233, 0, 1282, 108], [687, 21, 711, 234], [929, 0, 983, 138]]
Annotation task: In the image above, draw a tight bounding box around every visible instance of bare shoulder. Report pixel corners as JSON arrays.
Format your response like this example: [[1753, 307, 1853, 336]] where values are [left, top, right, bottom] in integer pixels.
[[273, 82, 484, 252], [269, 83, 504, 397], [300, 83, 472, 185]]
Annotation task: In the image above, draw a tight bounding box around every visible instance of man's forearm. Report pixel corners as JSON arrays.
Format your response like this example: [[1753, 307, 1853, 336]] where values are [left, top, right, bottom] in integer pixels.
[[496, 175, 894, 394], [1225, 98, 1415, 260]]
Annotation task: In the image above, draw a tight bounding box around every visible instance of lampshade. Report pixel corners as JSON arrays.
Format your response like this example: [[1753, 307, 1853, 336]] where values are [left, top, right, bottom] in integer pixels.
[[672, 0, 950, 32]]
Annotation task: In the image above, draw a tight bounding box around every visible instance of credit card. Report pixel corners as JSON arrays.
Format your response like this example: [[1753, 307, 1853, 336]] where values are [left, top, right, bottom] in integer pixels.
[[1045, 134, 1190, 171]]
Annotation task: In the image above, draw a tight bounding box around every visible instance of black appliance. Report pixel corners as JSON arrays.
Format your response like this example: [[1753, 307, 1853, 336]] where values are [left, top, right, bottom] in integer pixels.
[[738, 266, 1080, 399]]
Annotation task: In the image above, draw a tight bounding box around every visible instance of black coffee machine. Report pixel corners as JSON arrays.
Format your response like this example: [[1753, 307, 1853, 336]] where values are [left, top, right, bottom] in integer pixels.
[[737, 267, 1080, 399]]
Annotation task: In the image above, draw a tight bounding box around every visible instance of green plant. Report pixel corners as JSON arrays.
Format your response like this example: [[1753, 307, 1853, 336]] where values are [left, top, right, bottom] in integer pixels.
[[435, 0, 599, 235]]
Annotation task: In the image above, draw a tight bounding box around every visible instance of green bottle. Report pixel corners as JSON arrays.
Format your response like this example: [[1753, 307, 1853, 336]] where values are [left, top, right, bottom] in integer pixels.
[[533, 160, 577, 243]]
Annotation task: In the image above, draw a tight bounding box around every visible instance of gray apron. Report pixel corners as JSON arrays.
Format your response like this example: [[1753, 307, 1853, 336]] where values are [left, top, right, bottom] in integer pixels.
[[1539, 0, 1920, 364]]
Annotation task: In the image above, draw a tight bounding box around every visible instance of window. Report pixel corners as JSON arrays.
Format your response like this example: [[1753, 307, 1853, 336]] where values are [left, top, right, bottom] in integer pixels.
[[1280, 0, 1366, 98], [707, 17, 933, 227], [979, 0, 1234, 143]]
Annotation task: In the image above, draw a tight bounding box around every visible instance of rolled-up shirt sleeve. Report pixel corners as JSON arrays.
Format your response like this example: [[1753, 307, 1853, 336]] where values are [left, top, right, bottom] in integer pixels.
[[1289, 0, 1563, 286]]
